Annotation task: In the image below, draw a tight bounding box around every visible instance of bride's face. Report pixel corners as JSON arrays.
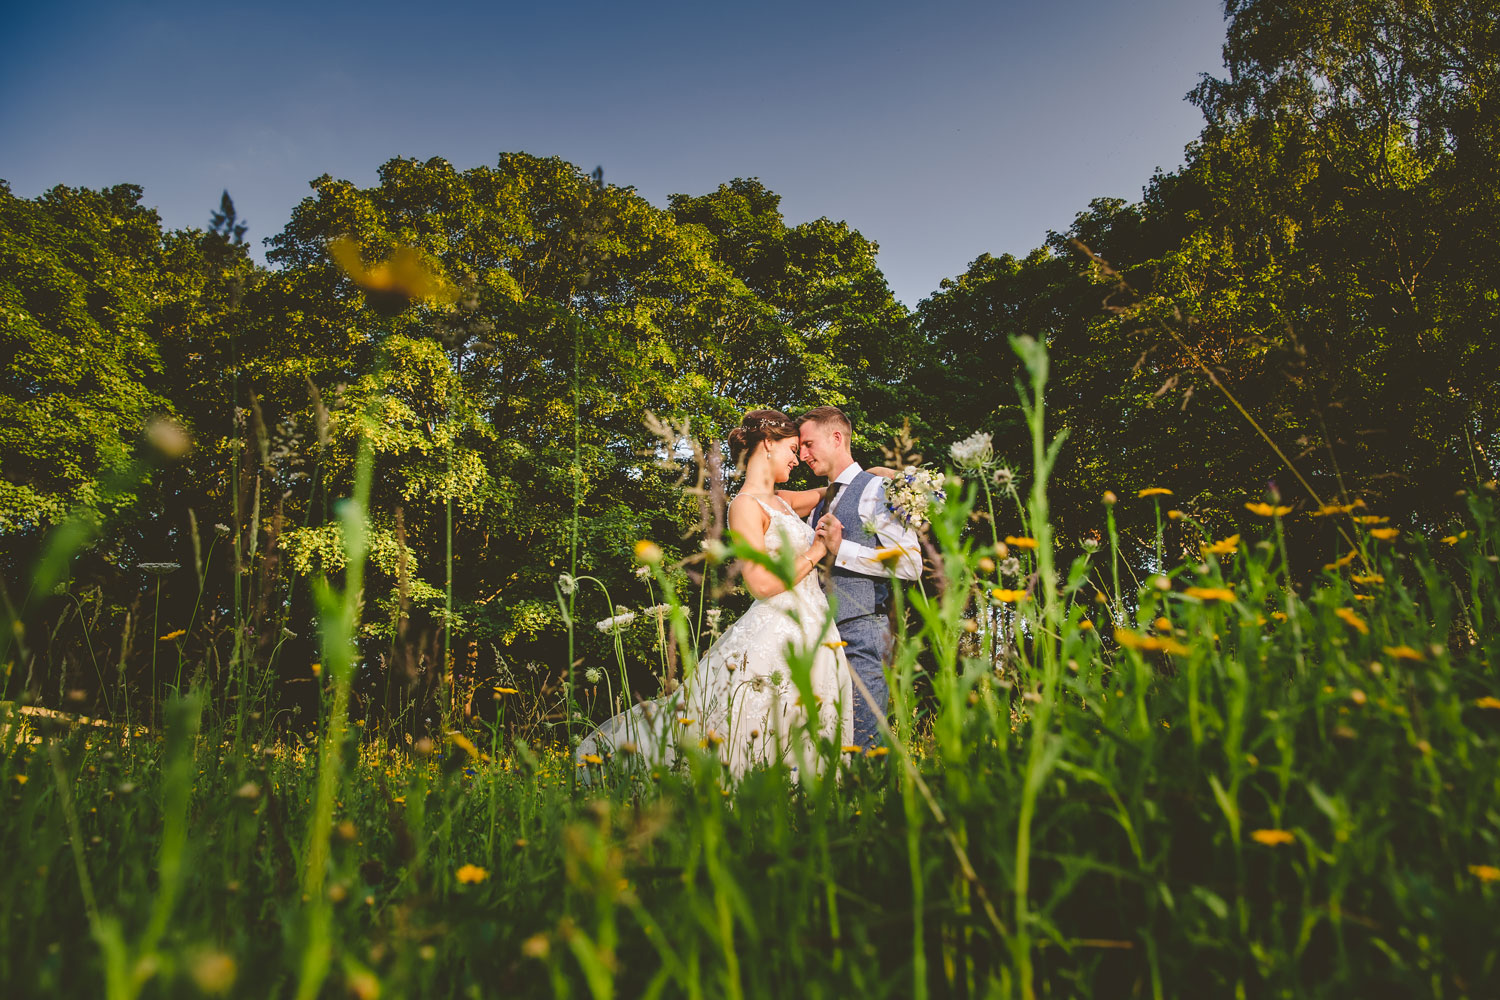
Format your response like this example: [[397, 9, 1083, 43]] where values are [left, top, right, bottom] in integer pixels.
[[761, 435, 800, 483]]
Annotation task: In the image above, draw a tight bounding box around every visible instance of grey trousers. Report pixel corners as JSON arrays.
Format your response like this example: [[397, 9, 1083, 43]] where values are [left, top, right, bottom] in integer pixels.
[[838, 612, 893, 749]]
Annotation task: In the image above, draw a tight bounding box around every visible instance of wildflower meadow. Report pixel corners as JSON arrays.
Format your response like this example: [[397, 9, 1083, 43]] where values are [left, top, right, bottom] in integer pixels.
[[4, 331, 1498, 998]]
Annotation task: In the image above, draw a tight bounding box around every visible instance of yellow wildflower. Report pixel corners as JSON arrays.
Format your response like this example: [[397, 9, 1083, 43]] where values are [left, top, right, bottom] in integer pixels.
[[1004, 535, 1039, 550], [1382, 645, 1424, 662], [329, 238, 457, 311], [455, 864, 490, 885], [1137, 487, 1173, 498], [634, 540, 664, 565], [991, 588, 1029, 603], [822, 640, 848, 649], [1077, 619, 1094, 631], [1440, 531, 1469, 545], [873, 546, 910, 564], [159, 629, 186, 641], [1271, 611, 1288, 621], [1351, 574, 1384, 585], [1476, 696, 1500, 710], [447, 731, 480, 760], [677, 717, 694, 726], [1469, 864, 1500, 883], [13, 774, 27, 785], [493, 687, 519, 695], [1368, 527, 1400, 541], [1352, 515, 1389, 525], [866, 746, 889, 757], [1102, 490, 1118, 505], [1249, 829, 1296, 847], [1167, 509, 1184, 520], [1154, 616, 1173, 633], [188, 952, 238, 995], [1245, 501, 1293, 517], [841, 745, 863, 754], [1310, 500, 1366, 517], [1335, 608, 1369, 634], [1201, 534, 1240, 557], [581, 753, 603, 765], [1113, 628, 1189, 656], [310, 662, 322, 677], [1184, 586, 1236, 602], [1323, 551, 1358, 571]]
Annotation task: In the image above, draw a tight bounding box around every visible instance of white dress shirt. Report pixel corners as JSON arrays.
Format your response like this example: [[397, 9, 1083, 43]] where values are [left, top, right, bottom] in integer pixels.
[[818, 461, 923, 581]]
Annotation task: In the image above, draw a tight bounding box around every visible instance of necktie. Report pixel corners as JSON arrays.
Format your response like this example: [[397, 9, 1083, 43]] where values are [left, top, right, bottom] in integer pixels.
[[823, 479, 844, 515], [817, 480, 844, 585]]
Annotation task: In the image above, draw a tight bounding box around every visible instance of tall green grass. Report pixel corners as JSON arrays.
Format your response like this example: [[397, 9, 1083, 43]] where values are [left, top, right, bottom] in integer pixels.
[[3, 336, 1499, 998]]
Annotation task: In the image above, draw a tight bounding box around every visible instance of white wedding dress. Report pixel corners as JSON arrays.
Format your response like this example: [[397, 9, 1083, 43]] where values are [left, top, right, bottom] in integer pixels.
[[577, 495, 854, 780]]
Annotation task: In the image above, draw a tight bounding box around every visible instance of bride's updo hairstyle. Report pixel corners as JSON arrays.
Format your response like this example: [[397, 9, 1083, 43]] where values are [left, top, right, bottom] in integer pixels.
[[727, 409, 799, 469]]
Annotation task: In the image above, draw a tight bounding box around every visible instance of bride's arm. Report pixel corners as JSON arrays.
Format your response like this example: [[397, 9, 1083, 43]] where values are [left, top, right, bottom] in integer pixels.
[[775, 487, 824, 517], [728, 497, 829, 600]]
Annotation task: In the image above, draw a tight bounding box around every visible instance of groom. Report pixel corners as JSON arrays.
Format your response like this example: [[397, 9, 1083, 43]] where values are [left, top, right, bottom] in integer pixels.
[[798, 406, 922, 749]]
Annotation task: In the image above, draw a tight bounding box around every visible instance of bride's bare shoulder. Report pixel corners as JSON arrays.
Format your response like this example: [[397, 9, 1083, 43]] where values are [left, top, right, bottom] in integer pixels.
[[726, 491, 774, 530]]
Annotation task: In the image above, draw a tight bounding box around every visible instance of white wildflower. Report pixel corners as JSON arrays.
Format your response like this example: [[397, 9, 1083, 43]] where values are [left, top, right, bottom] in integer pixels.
[[999, 557, 1022, 578], [584, 667, 602, 684], [949, 431, 993, 471], [706, 608, 723, 632], [137, 562, 181, 576], [700, 538, 728, 563], [633, 566, 650, 580], [595, 610, 637, 634], [993, 467, 1016, 489], [557, 573, 577, 595], [213, 523, 232, 537]]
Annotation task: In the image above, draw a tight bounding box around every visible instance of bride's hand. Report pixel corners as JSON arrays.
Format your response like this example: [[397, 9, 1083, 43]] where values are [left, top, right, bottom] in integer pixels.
[[815, 513, 844, 553]]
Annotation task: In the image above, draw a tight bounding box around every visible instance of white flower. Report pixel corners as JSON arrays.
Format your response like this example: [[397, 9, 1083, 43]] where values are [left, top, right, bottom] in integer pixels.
[[706, 608, 723, 631], [644, 603, 671, 620], [993, 467, 1016, 489], [949, 431, 993, 471], [584, 667, 602, 684], [595, 611, 637, 634], [138, 562, 181, 576], [999, 557, 1022, 578], [557, 573, 577, 595], [634, 566, 650, 580], [699, 538, 728, 563], [1081, 538, 1100, 553], [213, 523, 232, 538]]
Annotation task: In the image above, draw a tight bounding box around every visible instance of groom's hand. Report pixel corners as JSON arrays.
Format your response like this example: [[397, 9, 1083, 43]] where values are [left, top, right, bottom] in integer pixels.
[[815, 513, 843, 555]]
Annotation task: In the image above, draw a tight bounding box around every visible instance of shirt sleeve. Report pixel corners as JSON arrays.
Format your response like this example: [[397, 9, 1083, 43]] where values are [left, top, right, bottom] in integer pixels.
[[832, 476, 923, 580]]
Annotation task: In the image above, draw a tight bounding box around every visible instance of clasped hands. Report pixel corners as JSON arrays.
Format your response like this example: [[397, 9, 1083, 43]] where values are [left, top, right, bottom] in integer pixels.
[[814, 513, 843, 559]]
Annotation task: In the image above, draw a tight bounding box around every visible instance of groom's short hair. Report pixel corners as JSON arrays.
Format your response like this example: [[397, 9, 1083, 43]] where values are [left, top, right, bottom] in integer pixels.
[[799, 406, 853, 441]]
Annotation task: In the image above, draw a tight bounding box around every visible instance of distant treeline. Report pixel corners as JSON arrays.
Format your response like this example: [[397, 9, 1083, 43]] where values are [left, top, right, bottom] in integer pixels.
[[2, 0, 1496, 721]]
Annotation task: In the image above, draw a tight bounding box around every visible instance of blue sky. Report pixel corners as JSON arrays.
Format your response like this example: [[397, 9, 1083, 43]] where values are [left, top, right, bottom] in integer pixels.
[[1, 1, 1227, 307]]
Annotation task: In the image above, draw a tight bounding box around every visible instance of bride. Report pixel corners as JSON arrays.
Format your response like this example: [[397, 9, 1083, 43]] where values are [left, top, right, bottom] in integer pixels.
[[576, 409, 854, 779]]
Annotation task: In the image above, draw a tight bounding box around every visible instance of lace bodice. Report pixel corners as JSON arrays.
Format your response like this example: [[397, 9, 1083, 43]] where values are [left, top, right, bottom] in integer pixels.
[[742, 494, 824, 611]]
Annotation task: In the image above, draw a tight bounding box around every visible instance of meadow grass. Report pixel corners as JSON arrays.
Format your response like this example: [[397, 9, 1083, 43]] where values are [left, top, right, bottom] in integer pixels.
[[3, 341, 1499, 998]]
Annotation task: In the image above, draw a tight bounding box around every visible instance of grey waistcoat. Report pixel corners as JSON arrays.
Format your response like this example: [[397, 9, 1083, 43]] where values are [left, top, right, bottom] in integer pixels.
[[812, 469, 890, 623]]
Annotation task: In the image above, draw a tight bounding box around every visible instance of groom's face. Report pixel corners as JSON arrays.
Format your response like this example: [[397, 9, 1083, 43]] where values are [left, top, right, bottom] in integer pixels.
[[798, 420, 837, 478]]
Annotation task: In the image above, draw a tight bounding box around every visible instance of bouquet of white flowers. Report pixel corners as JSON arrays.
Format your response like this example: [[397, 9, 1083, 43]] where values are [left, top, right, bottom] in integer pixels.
[[885, 465, 947, 530]]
